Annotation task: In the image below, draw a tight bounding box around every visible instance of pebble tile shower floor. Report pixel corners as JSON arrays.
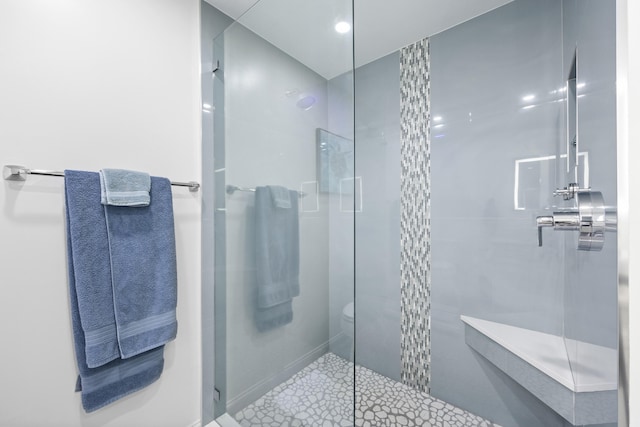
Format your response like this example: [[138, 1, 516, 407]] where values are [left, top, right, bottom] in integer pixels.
[[234, 353, 499, 427]]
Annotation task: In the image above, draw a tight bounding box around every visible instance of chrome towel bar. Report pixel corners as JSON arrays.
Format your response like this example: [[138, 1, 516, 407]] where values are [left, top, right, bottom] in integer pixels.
[[226, 184, 306, 198], [3, 165, 200, 191]]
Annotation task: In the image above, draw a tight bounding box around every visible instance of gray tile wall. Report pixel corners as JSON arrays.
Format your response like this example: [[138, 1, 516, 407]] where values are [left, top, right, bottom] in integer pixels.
[[326, 72, 356, 363], [397, 0, 617, 423], [353, 52, 402, 381], [429, 0, 571, 425]]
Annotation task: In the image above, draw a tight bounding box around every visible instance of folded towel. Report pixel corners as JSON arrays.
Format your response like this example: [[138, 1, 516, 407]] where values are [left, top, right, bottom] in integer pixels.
[[100, 168, 151, 207], [104, 176, 178, 358], [254, 186, 300, 331], [267, 185, 292, 209], [65, 170, 165, 412]]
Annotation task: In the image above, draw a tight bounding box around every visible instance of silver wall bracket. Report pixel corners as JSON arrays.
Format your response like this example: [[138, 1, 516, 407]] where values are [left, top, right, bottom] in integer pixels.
[[3, 165, 29, 181]]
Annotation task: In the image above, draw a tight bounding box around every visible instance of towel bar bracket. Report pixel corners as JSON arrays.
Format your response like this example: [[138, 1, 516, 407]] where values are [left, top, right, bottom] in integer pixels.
[[4, 165, 66, 181], [3, 165, 23, 180], [3, 164, 200, 191]]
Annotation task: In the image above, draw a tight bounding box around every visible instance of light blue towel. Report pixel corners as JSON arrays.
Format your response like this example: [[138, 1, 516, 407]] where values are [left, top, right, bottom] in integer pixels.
[[254, 186, 300, 331], [100, 168, 151, 207], [65, 170, 165, 412], [104, 176, 178, 358]]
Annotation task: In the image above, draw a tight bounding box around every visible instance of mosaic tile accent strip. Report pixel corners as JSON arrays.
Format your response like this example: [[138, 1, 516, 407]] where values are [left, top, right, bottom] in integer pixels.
[[234, 353, 498, 427], [400, 37, 432, 393]]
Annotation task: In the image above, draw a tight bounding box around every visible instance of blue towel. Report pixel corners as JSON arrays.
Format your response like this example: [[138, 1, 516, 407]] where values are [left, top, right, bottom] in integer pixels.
[[104, 176, 178, 358], [65, 170, 165, 412], [254, 186, 299, 331], [65, 170, 120, 368], [100, 168, 151, 207], [267, 185, 292, 209]]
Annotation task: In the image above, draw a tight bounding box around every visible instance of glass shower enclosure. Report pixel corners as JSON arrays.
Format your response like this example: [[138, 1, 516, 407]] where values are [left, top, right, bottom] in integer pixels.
[[207, 1, 356, 425], [202, 0, 619, 426]]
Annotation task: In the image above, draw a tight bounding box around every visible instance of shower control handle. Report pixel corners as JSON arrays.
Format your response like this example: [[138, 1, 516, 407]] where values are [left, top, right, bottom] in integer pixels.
[[536, 215, 554, 247], [536, 213, 580, 246]]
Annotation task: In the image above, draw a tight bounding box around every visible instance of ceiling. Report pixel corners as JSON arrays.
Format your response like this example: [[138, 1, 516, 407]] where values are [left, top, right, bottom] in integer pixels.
[[204, 0, 513, 79], [205, 0, 260, 20]]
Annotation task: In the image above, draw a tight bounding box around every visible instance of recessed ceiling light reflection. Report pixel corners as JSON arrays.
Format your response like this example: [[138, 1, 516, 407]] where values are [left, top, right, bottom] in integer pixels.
[[335, 21, 351, 34], [433, 124, 445, 129], [522, 94, 536, 102], [522, 105, 536, 110], [433, 115, 443, 122]]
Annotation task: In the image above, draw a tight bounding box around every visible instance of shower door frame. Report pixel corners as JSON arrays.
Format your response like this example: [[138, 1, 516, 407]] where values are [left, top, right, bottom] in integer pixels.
[[615, 0, 630, 425]]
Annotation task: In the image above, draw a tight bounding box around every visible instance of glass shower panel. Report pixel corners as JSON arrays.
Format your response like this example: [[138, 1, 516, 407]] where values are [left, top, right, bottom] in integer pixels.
[[211, 1, 355, 425], [561, 0, 618, 423], [352, 1, 575, 425], [429, 0, 566, 417], [426, 1, 617, 424]]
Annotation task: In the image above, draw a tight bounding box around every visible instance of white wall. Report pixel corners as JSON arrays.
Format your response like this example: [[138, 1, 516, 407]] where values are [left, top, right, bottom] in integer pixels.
[[0, 1, 202, 426]]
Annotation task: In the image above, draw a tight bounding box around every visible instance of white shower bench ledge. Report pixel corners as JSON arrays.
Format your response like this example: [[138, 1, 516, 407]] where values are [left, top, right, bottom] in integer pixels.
[[461, 315, 617, 426]]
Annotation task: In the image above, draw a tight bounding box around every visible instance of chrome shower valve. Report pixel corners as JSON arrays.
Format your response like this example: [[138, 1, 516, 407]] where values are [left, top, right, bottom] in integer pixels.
[[536, 190, 616, 251]]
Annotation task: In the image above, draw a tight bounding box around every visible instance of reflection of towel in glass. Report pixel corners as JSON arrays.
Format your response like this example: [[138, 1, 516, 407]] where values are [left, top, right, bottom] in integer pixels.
[[267, 185, 291, 209], [254, 186, 299, 331], [255, 300, 293, 333]]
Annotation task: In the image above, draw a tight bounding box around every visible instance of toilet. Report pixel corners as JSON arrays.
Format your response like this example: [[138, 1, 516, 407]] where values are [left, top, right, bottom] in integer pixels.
[[341, 302, 354, 360], [341, 302, 354, 338]]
